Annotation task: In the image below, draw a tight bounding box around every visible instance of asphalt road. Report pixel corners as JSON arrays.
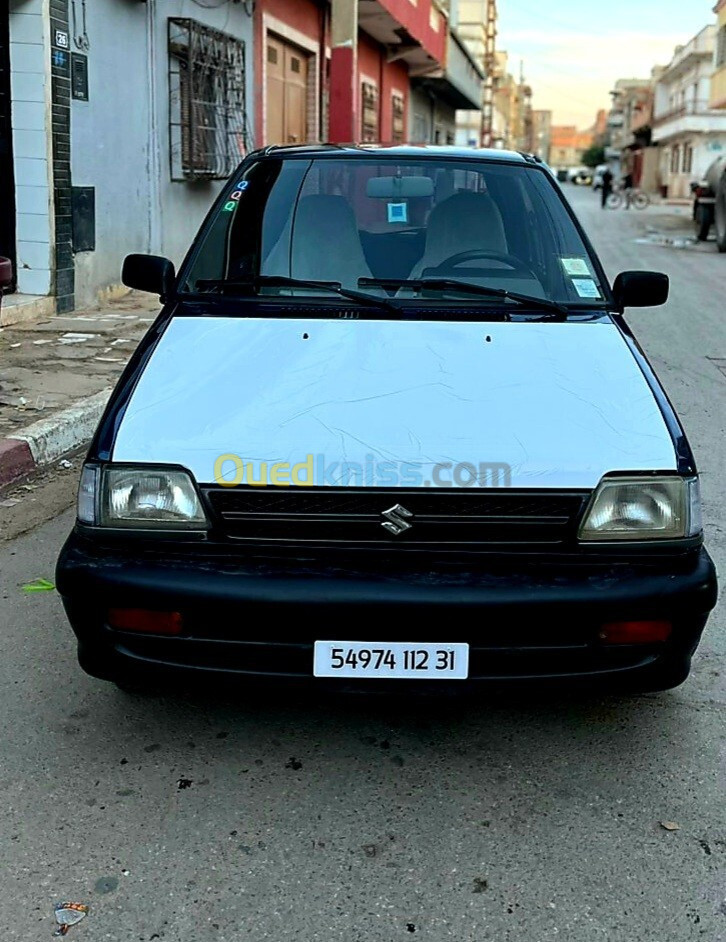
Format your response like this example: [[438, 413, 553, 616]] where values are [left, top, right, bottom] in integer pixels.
[[1, 185, 724, 942]]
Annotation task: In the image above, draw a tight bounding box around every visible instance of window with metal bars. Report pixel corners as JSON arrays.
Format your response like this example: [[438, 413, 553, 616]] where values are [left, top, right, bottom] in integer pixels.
[[361, 82, 379, 142], [168, 18, 250, 181]]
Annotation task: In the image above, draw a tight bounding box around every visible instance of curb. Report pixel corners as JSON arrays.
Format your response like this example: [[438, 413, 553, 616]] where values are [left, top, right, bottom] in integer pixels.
[[0, 388, 112, 489]]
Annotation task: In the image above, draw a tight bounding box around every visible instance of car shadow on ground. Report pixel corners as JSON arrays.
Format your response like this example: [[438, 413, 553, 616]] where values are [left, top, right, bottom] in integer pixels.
[[87, 680, 699, 779]]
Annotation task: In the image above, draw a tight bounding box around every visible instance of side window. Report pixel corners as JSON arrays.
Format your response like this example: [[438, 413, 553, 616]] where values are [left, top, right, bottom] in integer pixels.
[[181, 159, 311, 289], [528, 170, 602, 299]]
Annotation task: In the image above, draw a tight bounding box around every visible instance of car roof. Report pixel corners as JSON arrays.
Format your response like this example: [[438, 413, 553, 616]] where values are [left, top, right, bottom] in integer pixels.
[[248, 143, 533, 164]]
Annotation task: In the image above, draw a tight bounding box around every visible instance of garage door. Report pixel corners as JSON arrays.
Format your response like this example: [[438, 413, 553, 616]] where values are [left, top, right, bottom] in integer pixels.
[[266, 36, 309, 146]]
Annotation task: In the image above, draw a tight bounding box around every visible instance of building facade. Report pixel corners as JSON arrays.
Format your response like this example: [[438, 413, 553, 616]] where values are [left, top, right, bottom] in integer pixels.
[[531, 109, 552, 163], [606, 75, 660, 187], [4, 0, 254, 315], [549, 125, 593, 169], [711, 0, 726, 109], [652, 25, 726, 199], [2, 0, 480, 317]]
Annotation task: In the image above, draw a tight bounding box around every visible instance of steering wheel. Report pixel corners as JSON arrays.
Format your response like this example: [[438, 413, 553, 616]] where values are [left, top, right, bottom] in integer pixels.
[[427, 249, 538, 280]]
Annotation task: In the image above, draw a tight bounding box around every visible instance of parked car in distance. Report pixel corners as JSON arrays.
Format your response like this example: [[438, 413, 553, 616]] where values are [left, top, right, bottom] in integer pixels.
[[568, 166, 593, 186], [692, 155, 726, 251], [556, 168, 569, 182], [56, 144, 717, 695]]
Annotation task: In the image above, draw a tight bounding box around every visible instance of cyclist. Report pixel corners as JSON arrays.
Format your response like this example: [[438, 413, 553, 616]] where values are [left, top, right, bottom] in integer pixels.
[[621, 168, 634, 210]]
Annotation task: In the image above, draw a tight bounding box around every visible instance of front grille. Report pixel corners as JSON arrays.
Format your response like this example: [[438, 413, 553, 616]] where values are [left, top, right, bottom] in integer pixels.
[[203, 487, 589, 548]]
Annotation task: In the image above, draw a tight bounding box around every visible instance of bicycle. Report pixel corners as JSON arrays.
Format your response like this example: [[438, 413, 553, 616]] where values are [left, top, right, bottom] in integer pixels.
[[606, 185, 650, 211]]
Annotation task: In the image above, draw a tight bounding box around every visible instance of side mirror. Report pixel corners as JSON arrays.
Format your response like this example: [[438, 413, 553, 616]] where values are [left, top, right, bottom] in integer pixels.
[[122, 254, 176, 300], [0, 256, 13, 289], [612, 270, 669, 312]]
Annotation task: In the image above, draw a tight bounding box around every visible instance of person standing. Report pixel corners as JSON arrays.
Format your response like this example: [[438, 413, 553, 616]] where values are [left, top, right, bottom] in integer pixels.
[[601, 166, 614, 209]]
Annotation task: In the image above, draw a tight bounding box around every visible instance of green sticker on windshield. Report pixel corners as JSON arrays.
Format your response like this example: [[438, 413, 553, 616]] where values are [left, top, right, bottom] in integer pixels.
[[222, 201, 237, 212], [561, 257, 590, 276]]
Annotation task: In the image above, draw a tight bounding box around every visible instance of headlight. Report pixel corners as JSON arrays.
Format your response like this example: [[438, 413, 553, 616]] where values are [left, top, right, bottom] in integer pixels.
[[578, 476, 701, 542], [76, 465, 208, 529]]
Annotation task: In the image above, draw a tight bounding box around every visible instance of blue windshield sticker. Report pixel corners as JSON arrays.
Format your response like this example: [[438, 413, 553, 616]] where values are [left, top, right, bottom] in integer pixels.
[[572, 278, 601, 299], [387, 202, 408, 224]]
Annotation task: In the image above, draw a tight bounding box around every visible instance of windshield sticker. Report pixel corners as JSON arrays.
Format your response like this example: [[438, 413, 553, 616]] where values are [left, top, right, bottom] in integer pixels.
[[572, 278, 601, 299], [223, 181, 248, 210], [387, 202, 408, 224], [561, 257, 591, 276]]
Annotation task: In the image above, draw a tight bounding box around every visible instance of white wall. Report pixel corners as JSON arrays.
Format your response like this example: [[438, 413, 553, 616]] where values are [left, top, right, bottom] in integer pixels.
[[9, 0, 54, 296]]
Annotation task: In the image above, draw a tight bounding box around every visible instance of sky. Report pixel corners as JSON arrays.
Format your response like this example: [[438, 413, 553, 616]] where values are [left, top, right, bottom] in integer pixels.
[[496, 0, 716, 128]]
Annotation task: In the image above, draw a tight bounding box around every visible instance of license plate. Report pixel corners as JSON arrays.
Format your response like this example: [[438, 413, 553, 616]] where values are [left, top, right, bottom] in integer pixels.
[[313, 641, 469, 680]]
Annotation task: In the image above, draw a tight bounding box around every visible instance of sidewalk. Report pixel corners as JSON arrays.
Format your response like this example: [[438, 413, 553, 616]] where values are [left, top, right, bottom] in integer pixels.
[[0, 291, 159, 488]]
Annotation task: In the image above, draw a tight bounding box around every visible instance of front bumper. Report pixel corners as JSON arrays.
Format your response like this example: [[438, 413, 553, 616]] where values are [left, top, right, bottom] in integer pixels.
[[56, 533, 718, 689]]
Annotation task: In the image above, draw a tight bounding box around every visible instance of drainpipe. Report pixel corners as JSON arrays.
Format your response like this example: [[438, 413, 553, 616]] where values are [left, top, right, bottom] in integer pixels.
[[329, 0, 358, 142]]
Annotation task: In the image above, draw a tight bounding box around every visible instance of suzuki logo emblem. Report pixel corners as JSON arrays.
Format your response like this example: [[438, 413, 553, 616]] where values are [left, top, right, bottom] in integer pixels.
[[381, 504, 414, 536]]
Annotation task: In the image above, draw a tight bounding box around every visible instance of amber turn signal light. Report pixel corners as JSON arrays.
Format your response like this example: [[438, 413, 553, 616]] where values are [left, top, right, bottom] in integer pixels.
[[598, 620, 672, 644], [108, 608, 183, 635]]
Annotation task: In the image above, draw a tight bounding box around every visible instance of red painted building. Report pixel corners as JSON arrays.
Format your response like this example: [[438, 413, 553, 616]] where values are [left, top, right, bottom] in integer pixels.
[[254, 0, 481, 148], [254, 0, 329, 147]]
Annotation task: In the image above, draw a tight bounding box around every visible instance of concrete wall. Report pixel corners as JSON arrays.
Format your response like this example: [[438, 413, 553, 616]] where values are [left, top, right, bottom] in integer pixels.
[[9, 0, 54, 296], [70, 0, 254, 307]]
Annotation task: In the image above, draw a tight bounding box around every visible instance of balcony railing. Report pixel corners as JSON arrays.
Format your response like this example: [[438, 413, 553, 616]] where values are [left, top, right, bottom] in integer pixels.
[[652, 99, 724, 127]]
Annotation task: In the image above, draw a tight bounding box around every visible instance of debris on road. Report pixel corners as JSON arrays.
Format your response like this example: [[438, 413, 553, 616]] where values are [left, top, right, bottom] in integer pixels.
[[660, 821, 681, 831], [634, 234, 699, 250], [53, 902, 89, 936], [21, 577, 56, 593]]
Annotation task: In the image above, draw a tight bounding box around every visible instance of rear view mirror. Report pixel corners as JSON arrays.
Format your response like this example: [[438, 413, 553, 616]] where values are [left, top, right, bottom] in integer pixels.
[[122, 254, 176, 300], [366, 176, 434, 199], [612, 270, 669, 312], [0, 256, 13, 289]]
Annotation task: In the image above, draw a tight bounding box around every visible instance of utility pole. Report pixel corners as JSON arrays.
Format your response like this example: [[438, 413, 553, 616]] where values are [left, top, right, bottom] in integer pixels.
[[481, 0, 497, 148], [329, 0, 358, 143]]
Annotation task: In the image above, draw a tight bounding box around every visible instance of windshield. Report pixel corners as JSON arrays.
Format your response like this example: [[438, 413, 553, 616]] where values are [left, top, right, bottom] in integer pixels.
[[182, 156, 605, 306]]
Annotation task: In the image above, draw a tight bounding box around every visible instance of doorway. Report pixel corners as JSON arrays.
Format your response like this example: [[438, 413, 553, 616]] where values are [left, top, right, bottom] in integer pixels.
[[0, 12, 16, 291], [266, 35, 309, 145]]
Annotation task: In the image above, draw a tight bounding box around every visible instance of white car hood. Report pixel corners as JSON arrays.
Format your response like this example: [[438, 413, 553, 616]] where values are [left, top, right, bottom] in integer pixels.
[[112, 316, 677, 489]]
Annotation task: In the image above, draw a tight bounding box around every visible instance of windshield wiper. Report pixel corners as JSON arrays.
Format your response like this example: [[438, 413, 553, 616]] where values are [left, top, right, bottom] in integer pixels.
[[359, 277, 569, 320], [193, 276, 400, 314]]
